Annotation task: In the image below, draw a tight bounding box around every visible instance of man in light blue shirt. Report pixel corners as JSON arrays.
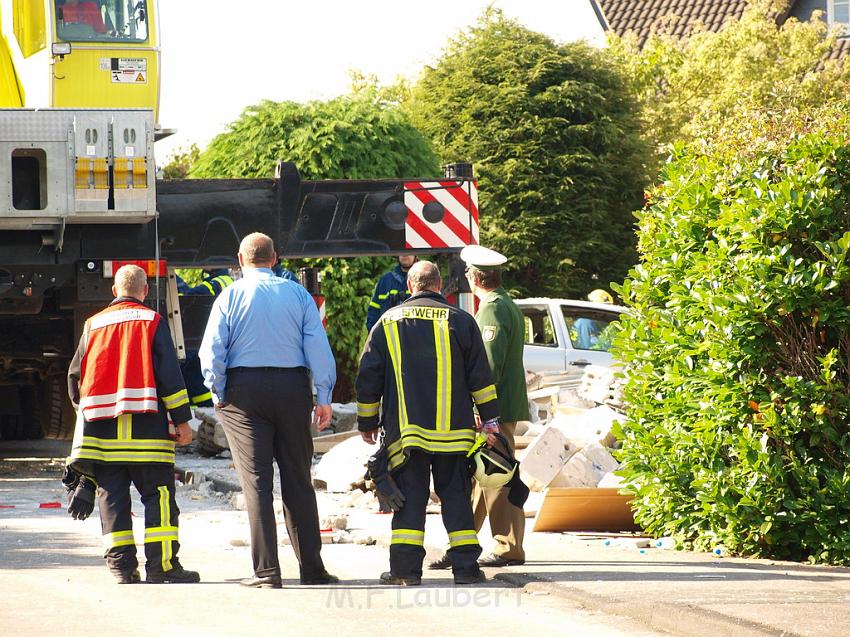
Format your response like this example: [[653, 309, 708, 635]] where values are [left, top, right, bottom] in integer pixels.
[[199, 232, 337, 589]]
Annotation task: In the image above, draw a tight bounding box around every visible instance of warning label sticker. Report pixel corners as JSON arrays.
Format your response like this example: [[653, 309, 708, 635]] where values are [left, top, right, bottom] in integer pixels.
[[110, 58, 147, 84]]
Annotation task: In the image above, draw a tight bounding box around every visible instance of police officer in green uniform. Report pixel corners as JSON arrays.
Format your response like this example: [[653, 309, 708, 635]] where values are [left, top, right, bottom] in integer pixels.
[[431, 245, 529, 570]]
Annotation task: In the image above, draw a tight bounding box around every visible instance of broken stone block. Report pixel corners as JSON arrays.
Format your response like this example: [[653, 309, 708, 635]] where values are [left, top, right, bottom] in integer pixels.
[[313, 436, 375, 493], [330, 402, 358, 433], [320, 514, 349, 530], [230, 538, 249, 547], [549, 405, 622, 450], [333, 531, 354, 544], [352, 532, 376, 546], [578, 365, 626, 410], [519, 426, 573, 491], [233, 493, 247, 511], [549, 442, 619, 488], [514, 421, 531, 436]]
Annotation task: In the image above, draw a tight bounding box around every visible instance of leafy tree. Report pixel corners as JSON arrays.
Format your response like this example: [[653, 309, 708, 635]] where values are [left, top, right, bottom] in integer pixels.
[[609, 0, 850, 168], [191, 93, 439, 400], [161, 144, 201, 180], [405, 9, 648, 298], [613, 125, 850, 563]]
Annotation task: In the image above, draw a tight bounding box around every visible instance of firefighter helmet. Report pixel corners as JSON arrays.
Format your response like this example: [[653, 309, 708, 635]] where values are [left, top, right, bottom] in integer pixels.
[[588, 289, 613, 304], [469, 434, 517, 489]]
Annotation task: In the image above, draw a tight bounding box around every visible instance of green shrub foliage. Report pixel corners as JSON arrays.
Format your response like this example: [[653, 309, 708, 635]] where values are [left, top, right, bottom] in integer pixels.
[[190, 94, 438, 401], [407, 9, 647, 297], [613, 132, 850, 563]]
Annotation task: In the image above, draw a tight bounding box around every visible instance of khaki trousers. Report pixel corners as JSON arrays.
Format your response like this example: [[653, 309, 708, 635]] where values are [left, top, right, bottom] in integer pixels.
[[471, 421, 525, 560]]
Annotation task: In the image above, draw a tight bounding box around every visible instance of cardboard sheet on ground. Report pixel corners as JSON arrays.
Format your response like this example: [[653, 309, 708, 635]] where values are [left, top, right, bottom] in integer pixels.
[[532, 487, 640, 532]]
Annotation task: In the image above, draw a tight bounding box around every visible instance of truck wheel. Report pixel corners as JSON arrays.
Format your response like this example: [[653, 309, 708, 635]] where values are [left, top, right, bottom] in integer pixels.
[[196, 419, 226, 457], [41, 375, 75, 440]]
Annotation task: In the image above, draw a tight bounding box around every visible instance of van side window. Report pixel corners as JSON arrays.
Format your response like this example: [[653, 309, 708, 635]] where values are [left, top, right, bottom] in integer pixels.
[[562, 307, 619, 351], [521, 306, 557, 347]]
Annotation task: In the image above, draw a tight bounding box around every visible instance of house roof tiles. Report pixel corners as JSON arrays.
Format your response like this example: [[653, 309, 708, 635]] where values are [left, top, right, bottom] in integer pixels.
[[596, 0, 848, 60]]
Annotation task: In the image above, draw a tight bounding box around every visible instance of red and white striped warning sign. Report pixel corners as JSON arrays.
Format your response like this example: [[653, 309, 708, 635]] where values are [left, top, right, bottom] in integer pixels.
[[313, 295, 327, 328], [404, 180, 479, 249]]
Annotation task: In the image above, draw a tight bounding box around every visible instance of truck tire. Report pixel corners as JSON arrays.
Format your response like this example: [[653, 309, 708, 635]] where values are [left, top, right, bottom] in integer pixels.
[[196, 419, 226, 457], [41, 375, 75, 440]]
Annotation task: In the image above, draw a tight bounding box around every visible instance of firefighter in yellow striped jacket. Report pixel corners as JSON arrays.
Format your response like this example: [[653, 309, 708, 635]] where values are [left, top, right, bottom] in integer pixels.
[[66, 265, 200, 585], [356, 260, 500, 586]]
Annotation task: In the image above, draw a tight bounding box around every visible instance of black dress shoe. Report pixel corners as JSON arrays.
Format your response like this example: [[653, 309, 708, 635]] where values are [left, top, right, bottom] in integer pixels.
[[477, 553, 525, 567], [454, 569, 486, 585], [427, 554, 452, 570], [114, 569, 141, 584], [146, 564, 201, 584], [240, 574, 283, 589], [380, 571, 421, 586], [300, 571, 339, 585]]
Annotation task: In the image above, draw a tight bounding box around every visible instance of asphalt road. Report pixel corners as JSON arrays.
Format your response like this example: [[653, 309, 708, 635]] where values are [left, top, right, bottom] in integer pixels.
[[0, 440, 658, 637]]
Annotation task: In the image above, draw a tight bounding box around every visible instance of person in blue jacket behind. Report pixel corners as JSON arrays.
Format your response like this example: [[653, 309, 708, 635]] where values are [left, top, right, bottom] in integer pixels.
[[175, 268, 234, 408], [365, 255, 417, 333]]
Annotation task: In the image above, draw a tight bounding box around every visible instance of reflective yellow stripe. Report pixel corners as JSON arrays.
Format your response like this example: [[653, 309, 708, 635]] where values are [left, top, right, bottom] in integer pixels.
[[369, 301, 381, 309], [76, 449, 175, 463], [202, 281, 215, 294], [81, 436, 175, 451], [191, 391, 212, 405], [378, 289, 402, 300], [433, 319, 452, 432], [117, 413, 132, 441], [391, 528, 425, 546], [103, 529, 135, 549], [402, 424, 476, 441], [471, 384, 497, 405], [214, 275, 233, 288], [384, 321, 409, 431], [144, 525, 179, 543], [357, 401, 380, 418], [387, 439, 476, 469], [161, 389, 189, 409], [448, 530, 479, 547], [158, 486, 173, 572]]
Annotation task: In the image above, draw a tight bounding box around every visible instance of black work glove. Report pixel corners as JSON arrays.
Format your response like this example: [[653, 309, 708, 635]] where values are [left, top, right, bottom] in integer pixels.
[[68, 476, 96, 521], [367, 448, 406, 512], [61, 465, 81, 493]]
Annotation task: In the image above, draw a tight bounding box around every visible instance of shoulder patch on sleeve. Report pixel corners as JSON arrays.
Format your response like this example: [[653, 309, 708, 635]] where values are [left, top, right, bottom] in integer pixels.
[[482, 325, 497, 342]]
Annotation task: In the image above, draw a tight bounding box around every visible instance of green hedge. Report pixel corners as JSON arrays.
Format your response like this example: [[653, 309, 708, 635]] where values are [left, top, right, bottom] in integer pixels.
[[613, 132, 850, 563]]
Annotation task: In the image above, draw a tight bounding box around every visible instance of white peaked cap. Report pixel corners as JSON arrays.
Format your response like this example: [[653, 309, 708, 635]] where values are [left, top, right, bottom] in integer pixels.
[[460, 245, 507, 268]]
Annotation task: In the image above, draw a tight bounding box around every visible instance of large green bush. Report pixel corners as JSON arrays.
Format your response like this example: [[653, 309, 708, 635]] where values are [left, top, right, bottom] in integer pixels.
[[613, 131, 850, 563]]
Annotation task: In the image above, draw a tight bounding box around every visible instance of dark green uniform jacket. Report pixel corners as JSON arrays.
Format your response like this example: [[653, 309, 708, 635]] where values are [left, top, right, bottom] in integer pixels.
[[476, 288, 529, 423], [356, 291, 500, 471]]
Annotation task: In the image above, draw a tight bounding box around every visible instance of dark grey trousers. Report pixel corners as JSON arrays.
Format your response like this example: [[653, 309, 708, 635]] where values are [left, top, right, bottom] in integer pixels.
[[216, 367, 325, 580]]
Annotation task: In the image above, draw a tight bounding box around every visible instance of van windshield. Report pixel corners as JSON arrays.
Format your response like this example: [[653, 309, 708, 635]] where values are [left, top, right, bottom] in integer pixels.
[[55, 0, 148, 43]]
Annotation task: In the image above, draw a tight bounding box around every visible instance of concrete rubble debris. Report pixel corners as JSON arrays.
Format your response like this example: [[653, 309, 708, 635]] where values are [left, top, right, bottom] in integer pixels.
[[193, 407, 230, 456], [550, 442, 619, 488], [519, 426, 575, 491], [313, 436, 375, 493], [320, 514, 349, 531], [329, 402, 358, 433], [549, 405, 622, 450], [577, 365, 626, 411]]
